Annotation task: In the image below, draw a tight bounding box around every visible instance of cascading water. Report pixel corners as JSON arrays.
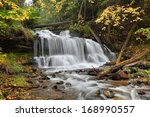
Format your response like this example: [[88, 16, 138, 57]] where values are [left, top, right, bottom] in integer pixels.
[[34, 30, 115, 70], [33, 30, 150, 100]]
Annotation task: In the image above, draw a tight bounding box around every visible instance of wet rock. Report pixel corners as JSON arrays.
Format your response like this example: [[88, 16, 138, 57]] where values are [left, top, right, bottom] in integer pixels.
[[65, 82, 72, 87], [26, 79, 33, 84], [138, 91, 146, 95], [110, 70, 129, 80], [51, 84, 65, 91], [52, 85, 58, 90], [87, 71, 97, 76], [40, 74, 50, 80], [52, 74, 56, 78], [56, 81, 64, 85], [103, 89, 114, 98], [42, 86, 48, 89]]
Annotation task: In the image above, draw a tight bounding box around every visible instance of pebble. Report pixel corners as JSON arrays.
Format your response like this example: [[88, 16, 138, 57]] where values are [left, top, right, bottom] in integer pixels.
[[103, 89, 114, 98]]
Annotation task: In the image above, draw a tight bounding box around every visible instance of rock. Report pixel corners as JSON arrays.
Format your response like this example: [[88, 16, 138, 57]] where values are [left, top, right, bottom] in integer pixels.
[[51, 84, 65, 91], [26, 79, 33, 84], [40, 74, 50, 80], [65, 82, 72, 87], [110, 70, 129, 80], [42, 86, 48, 89], [52, 85, 58, 90], [56, 81, 64, 85], [87, 71, 97, 76], [138, 91, 146, 95], [52, 74, 56, 78], [103, 89, 114, 98]]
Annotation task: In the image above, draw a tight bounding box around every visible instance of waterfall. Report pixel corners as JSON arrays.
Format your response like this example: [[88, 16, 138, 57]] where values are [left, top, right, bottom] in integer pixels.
[[34, 30, 115, 70]]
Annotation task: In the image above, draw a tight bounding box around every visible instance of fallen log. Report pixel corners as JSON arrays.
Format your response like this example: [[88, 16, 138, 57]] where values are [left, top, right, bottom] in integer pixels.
[[30, 21, 76, 29], [97, 49, 150, 79], [86, 25, 102, 44]]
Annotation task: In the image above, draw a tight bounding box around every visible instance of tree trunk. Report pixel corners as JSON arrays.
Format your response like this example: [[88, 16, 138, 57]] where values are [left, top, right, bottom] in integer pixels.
[[86, 25, 101, 44], [97, 49, 149, 79], [78, 0, 84, 20], [107, 24, 111, 41], [116, 23, 137, 65], [30, 21, 75, 29], [84, 0, 87, 20]]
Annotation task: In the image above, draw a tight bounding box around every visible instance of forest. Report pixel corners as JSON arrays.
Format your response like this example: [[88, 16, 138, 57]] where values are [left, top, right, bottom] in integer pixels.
[[0, 0, 150, 100]]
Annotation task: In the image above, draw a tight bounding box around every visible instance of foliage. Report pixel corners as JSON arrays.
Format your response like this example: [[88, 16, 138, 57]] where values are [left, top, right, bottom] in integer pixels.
[[0, 49, 7, 64], [0, 0, 30, 27], [69, 24, 91, 37], [135, 28, 150, 41], [0, 89, 4, 99], [0, 0, 35, 38], [145, 69, 150, 74], [32, 0, 80, 24], [0, 52, 30, 73], [96, 5, 145, 31]]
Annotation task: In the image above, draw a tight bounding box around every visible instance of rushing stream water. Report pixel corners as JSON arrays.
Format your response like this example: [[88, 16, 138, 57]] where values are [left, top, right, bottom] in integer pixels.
[[34, 30, 150, 100]]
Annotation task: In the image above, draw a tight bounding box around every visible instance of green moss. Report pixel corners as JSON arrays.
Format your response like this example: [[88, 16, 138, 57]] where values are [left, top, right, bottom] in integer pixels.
[[1, 88, 11, 98], [0, 90, 4, 100], [5, 53, 24, 73], [5, 53, 32, 73], [145, 69, 150, 74], [11, 75, 28, 87], [69, 24, 91, 37]]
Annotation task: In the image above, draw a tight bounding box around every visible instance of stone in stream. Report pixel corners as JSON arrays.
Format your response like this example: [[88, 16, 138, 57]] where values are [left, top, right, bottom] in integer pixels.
[[103, 89, 115, 98], [110, 70, 129, 80], [65, 82, 72, 87], [56, 81, 64, 85], [51, 84, 65, 91], [138, 91, 146, 95]]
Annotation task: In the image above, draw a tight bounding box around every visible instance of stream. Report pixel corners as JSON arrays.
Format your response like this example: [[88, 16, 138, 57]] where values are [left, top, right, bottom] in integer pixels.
[[33, 30, 150, 100]]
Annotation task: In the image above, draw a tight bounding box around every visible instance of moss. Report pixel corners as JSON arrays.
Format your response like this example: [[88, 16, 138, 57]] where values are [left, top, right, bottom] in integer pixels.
[[1, 88, 11, 98], [11, 75, 29, 87], [0, 90, 4, 100], [145, 69, 150, 74], [5, 53, 32, 73]]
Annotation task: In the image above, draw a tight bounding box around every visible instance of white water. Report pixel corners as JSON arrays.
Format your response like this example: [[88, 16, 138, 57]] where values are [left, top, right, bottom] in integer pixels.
[[34, 30, 114, 71], [47, 72, 150, 100], [34, 30, 150, 100]]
